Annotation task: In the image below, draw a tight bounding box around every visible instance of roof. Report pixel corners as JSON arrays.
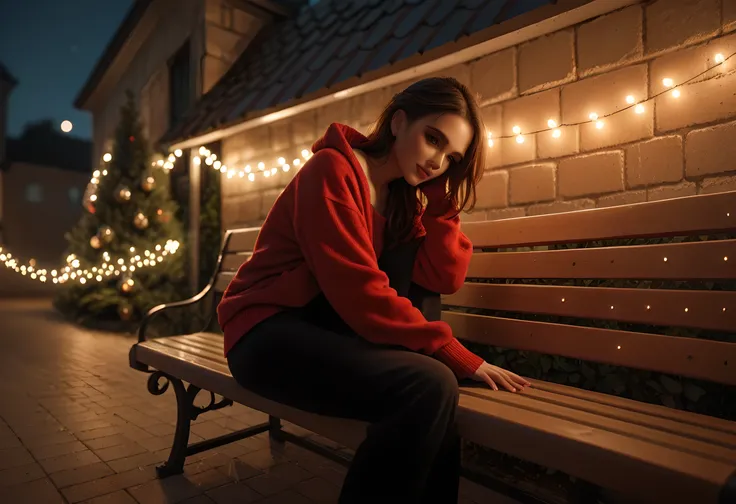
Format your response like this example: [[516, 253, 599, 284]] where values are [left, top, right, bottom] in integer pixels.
[[0, 62, 17, 87], [74, 0, 154, 109], [159, 0, 554, 146], [74, 0, 303, 110]]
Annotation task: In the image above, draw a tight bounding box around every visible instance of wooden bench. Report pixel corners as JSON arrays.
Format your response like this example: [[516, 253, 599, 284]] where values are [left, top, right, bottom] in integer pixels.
[[129, 190, 736, 504]]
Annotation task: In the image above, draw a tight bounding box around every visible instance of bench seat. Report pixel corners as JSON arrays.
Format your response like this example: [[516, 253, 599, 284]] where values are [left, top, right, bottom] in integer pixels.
[[131, 331, 736, 503]]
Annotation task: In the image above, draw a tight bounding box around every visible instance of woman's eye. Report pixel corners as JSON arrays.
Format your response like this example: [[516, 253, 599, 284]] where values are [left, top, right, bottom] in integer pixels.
[[426, 134, 440, 146]]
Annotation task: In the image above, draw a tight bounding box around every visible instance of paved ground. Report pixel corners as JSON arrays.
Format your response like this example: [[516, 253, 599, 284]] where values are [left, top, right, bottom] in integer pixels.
[[0, 298, 513, 504]]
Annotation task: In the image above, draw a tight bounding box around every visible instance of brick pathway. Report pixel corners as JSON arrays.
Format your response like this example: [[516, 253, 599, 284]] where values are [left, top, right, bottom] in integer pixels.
[[0, 298, 515, 504]]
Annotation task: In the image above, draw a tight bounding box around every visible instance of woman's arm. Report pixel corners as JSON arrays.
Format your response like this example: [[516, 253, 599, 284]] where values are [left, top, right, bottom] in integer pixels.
[[292, 150, 482, 378], [412, 177, 473, 295]]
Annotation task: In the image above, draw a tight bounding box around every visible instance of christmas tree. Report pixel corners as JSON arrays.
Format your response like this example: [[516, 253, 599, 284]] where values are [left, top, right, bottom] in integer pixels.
[[54, 90, 186, 328]]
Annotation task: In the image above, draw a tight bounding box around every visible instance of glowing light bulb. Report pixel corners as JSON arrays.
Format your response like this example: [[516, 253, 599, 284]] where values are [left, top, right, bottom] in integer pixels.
[[214, 160, 221, 169], [174, 149, 182, 157], [672, 89, 681, 98], [199, 147, 207, 155], [625, 95, 635, 104], [715, 53, 725, 63], [512, 125, 521, 135], [596, 120, 604, 129], [245, 165, 251, 173], [662, 78, 674, 87], [589, 112, 598, 121], [516, 135, 524, 144], [277, 157, 285, 165], [193, 156, 201, 165], [248, 173, 255, 181], [103, 153, 112, 162], [293, 159, 301, 166], [301, 149, 310, 159], [635, 104, 645, 114], [547, 119, 557, 128], [282, 164, 291, 172], [258, 162, 265, 170], [552, 129, 561, 138]]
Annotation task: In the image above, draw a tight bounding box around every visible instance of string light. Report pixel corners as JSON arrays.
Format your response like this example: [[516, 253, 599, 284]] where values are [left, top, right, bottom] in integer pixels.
[[481, 50, 735, 141], [1, 240, 180, 284]]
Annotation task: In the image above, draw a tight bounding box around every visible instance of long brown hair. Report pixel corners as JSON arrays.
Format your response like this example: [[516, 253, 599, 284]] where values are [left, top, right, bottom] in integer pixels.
[[360, 77, 487, 248]]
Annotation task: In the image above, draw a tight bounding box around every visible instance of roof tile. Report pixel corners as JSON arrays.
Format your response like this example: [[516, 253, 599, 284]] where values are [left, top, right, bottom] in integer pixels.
[[160, 0, 554, 145]]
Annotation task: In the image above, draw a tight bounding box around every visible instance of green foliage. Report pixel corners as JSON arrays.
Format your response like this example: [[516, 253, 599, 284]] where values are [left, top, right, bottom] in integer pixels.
[[198, 165, 221, 291], [53, 90, 187, 329]]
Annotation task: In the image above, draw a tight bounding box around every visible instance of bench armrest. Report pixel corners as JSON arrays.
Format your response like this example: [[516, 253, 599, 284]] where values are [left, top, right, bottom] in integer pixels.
[[137, 283, 214, 343]]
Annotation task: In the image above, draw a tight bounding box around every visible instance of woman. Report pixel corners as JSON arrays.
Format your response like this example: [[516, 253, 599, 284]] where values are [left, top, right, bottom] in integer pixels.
[[218, 77, 530, 503]]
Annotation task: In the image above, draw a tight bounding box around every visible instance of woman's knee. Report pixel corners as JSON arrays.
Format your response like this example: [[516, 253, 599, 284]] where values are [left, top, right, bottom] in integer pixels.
[[413, 358, 460, 407]]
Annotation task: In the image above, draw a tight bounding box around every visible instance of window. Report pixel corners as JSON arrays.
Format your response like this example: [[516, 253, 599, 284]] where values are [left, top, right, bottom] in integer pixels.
[[25, 184, 43, 203], [169, 39, 191, 127], [68, 187, 81, 205]]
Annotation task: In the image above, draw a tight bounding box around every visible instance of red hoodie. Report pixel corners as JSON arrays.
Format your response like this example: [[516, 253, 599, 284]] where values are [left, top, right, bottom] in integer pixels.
[[217, 123, 483, 378]]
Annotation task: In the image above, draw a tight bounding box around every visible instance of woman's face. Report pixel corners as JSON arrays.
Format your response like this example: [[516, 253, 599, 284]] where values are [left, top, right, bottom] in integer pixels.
[[391, 111, 474, 187]]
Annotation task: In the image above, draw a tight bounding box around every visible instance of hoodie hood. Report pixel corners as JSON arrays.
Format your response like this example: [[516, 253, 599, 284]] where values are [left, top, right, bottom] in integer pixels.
[[311, 123, 370, 160]]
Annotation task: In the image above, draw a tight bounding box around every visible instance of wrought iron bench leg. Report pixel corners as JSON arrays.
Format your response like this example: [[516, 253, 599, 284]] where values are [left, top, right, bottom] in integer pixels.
[[269, 415, 285, 442]]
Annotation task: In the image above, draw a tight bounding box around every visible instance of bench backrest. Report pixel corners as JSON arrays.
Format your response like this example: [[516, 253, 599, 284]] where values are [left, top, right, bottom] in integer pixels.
[[445, 191, 736, 387], [216, 191, 736, 386]]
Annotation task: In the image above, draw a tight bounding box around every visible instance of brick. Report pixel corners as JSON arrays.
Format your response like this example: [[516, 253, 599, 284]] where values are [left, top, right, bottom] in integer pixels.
[[294, 477, 341, 502], [245, 462, 312, 496], [471, 48, 517, 104], [423, 64, 472, 88], [261, 189, 282, 217], [649, 33, 736, 96], [685, 121, 736, 177], [106, 451, 165, 473], [699, 174, 736, 193], [291, 110, 317, 146], [625, 136, 683, 187], [518, 29, 575, 93], [50, 462, 115, 489], [474, 170, 508, 209], [93, 443, 147, 462], [459, 210, 488, 223], [577, 5, 643, 76], [559, 151, 624, 197], [527, 199, 596, 216], [206, 482, 263, 503], [0, 446, 34, 470], [561, 64, 651, 150], [647, 181, 697, 201], [502, 88, 559, 137], [127, 474, 202, 504], [485, 207, 526, 221], [509, 163, 557, 204], [645, 0, 721, 55], [597, 190, 647, 208], [481, 105, 503, 169], [500, 134, 536, 166], [269, 120, 292, 152], [538, 125, 579, 159], [62, 466, 158, 503], [350, 87, 389, 128], [316, 99, 351, 133], [726, 0, 736, 32], [654, 66, 736, 134]]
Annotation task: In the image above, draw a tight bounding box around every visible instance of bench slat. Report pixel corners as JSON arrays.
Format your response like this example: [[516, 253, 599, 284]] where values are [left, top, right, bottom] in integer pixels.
[[463, 190, 736, 248], [444, 312, 736, 386], [460, 387, 736, 462], [443, 283, 736, 332], [221, 253, 252, 272], [133, 341, 369, 450], [458, 394, 731, 504], [225, 227, 260, 254], [529, 379, 736, 436], [154, 338, 226, 365], [466, 239, 736, 279], [215, 272, 235, 293], [165, 335, 224, 358]]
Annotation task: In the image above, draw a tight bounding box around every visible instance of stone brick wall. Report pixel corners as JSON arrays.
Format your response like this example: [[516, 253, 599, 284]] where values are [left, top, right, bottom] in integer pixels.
[[219, 0, 736, 228]]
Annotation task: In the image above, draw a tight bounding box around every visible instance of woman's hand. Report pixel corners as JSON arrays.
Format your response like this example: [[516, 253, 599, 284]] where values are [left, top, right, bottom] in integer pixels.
[[472, 361, 531, 392]]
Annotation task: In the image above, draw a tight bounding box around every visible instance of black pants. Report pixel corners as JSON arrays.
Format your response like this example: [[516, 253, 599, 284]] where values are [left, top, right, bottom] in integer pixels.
[[227, 239, 462, 503]]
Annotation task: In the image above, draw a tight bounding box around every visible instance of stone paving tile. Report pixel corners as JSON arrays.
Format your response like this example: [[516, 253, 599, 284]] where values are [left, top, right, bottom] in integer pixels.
[[0, 299, 516, 504], [0, 461, 47, 487], [3, 477, 65, 503], [50, 461, 116, 488], [81, 489, 139, 503]]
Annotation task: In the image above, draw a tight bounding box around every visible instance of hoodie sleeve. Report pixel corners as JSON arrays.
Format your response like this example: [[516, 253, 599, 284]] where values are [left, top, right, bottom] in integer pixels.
[[292, 150, 482, 378], [412, 178, 473, 295]]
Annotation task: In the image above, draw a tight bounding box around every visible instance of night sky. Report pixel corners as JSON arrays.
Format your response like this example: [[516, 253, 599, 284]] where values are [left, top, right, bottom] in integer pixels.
[[0, 0, 132, 140]]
